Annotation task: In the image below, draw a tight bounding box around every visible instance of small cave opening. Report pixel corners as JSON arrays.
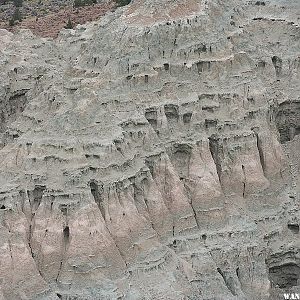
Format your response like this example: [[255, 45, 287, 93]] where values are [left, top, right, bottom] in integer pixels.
[[163, 63, 170, 71], [202, 106, 215, 113], [200, 45, 207, 53], [183, 112, 192, 124], [257, 60, 266, 68], [164, 104, 179, 125], [63, 226, 70, 245], [269, 263, 300, 289], [205, 119, 218, 128], [196, 61, 211, 73], [275, 101, 300, 143], [236, 267, 241, 280], [169, 144, 192, 180], [29, 185, 46, 211], [1, 90, 28, 136], [56, 293, 62, 299], [196, 61, 204, 73], [89, 181, 105, 219], [288, 223, 299, 234], [145, 108, 158, 130], [0, 205, 6, 210], [59, 204, 68, 216]]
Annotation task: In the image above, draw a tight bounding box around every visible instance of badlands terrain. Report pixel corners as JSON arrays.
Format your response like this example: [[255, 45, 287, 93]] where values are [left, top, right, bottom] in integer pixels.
[[0, 0, 299, 299]]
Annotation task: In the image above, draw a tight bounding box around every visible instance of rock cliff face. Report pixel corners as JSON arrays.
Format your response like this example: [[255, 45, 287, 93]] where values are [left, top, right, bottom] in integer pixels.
[[0, 0, 299, 299]]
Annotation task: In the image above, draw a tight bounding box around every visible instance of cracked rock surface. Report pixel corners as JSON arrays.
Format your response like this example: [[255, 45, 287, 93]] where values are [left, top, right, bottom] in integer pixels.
[[0, 0, 299, 299]]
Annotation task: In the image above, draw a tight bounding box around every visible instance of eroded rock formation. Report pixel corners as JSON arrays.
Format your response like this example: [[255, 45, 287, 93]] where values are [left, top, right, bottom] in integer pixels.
[[0, 0, 299, 299]]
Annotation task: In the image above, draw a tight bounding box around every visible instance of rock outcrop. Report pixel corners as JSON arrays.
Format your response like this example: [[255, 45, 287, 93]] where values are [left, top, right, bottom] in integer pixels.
[[0, 0, 299, 299]]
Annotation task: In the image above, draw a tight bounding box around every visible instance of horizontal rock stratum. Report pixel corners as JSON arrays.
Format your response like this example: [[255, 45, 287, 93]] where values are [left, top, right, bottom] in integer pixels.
[[0, 0, 299, 299]]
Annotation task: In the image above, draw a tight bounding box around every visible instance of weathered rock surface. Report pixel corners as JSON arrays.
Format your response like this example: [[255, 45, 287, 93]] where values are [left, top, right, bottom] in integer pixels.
[[0, 0, 299, 299]]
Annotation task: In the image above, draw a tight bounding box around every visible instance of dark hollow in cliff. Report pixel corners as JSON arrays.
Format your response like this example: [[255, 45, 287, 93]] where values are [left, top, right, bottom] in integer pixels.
[[89, 180, 105, 219], [145, 108, 158, 130], [269, 263, 300, 289], [275, 101, 300, 143]]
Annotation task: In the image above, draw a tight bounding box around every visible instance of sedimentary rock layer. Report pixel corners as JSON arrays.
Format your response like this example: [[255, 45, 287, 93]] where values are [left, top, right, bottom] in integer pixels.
[[0, 0, 299, 299]]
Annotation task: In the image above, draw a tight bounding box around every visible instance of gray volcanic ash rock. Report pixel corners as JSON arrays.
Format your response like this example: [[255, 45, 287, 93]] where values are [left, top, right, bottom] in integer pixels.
[[0, 0, 299, 299]]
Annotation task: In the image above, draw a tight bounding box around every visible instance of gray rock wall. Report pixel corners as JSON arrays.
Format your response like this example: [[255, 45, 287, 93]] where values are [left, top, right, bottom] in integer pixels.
[[0, 0, 299, 299]]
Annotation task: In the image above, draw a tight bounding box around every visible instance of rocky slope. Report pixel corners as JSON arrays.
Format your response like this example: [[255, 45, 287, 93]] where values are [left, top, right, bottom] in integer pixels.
[[0, 0, 299, 299], [0, 0, 115, 38]]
